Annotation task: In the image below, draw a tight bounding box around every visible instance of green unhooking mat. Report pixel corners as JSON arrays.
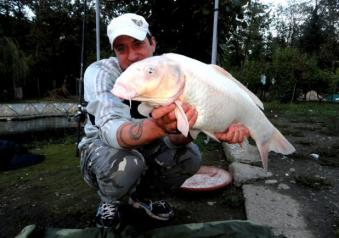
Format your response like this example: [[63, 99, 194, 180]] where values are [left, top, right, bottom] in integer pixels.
[[15, 220, 279, 238]]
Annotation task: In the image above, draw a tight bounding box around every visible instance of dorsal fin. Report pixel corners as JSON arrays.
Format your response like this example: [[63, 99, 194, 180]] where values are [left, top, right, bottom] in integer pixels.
[[209, 64, 264, 110]]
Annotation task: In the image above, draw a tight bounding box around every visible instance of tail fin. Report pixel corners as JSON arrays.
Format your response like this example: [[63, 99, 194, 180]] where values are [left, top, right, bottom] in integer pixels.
[[269, 129, 296, 155], [257, 128, 296, 170]]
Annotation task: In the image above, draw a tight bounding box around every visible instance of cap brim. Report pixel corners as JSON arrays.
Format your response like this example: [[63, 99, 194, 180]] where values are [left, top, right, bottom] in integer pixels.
[[110, 28, 147, 48]]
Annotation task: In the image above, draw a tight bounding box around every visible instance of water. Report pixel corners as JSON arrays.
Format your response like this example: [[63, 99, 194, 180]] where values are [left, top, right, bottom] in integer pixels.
[[0, 117, 78, 136]]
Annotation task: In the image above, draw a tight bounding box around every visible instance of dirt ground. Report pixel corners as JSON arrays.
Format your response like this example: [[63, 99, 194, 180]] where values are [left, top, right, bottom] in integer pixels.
[[0, 103, 338, 238], [264, 109, 339, 238]]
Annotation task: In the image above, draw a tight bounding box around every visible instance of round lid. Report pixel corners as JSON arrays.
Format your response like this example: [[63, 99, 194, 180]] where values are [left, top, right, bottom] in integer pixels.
[[180, 165, 232, 192]]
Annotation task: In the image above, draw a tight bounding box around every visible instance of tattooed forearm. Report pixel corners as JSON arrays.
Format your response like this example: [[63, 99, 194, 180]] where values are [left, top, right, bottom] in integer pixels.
[[117, 121, 144, 148]]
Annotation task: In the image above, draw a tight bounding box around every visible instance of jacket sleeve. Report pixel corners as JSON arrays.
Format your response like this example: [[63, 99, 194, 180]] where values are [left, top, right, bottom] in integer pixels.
[[84, 58, 133, 149]]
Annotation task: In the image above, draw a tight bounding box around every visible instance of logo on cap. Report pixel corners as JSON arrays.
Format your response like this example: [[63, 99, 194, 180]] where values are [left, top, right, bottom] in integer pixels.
[[131, 19, 143, 27]]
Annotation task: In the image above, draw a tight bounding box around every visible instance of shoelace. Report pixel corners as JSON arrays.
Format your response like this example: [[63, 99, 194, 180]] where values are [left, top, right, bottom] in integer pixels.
[[100, 203, 118, 219], [154, 200, 168, 209], [147, 200, 170, 211]]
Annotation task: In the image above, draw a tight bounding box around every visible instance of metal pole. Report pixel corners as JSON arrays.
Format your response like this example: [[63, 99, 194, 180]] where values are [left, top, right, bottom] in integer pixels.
[[79, 0, 86, 98], [95, 0, 100, 61], [211, 0, 219, 64], [76, 0, 87, 157]]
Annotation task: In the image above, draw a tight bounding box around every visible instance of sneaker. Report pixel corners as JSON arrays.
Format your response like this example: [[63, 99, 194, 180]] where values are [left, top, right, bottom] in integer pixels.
[[129, 195, 174, 221], [95, 202, 121, 230]]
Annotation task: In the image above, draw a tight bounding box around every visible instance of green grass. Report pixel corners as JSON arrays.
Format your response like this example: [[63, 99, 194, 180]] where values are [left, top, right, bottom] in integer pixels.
[[1, 141, 75, 182], [0, 135, 97, 215], [265, 101, 339, 117], [0, 137, 97, 237], [266, 101, 339, 135]]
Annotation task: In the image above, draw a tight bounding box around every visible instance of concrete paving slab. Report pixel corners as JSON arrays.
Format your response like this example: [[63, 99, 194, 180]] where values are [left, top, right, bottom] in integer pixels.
[[229, 162, 272, 187], [243, 184, 315, 238], [222, 139, 261, 164]]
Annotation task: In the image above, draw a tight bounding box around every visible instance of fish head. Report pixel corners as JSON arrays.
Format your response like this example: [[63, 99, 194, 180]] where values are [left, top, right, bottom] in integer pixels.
[[112, 56, 185, 105]]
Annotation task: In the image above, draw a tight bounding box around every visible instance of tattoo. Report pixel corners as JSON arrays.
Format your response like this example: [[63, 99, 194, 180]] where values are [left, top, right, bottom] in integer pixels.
[[117, 123, 129, 148], [117, 121, 144, 148], [129, 121, 143, 140]]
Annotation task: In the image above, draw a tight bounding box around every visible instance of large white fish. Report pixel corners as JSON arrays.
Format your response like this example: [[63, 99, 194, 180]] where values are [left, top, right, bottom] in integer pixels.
[[112, 53, 295, 169]]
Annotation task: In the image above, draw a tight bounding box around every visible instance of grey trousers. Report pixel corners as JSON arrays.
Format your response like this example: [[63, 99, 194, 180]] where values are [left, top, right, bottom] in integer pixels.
[[80, 137, 201, 203]]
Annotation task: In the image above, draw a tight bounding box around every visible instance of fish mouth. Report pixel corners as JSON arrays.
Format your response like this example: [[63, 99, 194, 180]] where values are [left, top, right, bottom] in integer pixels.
[[112, 82, 138, 100]]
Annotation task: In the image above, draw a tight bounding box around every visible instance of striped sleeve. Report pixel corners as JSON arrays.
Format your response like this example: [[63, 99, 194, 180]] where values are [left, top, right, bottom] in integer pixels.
[[84, 57, 133, 149]]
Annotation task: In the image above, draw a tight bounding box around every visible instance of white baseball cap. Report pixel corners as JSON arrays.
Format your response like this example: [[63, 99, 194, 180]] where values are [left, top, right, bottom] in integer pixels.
[[107, 13, 150, 48]]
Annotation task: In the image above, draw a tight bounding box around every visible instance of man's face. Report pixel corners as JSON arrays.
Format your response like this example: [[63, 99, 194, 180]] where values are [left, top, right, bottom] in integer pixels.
[[113, 35, 156, 70]]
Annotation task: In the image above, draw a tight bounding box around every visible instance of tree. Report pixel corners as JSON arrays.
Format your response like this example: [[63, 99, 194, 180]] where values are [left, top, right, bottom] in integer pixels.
[[99, 0, 249, 62], [271, 47, 305, 101], [240, 59, 267, 94], [316, 0, 339, 69], [297, 0, 339, 69], [23, 0, 95, 97], [299, 4, 325, 56], [0, 0, 336, 101], [270, 46, 335, 102], [0, 37, 30, 98], [221, 1, 271, 67], [273, 0, 312, 47]]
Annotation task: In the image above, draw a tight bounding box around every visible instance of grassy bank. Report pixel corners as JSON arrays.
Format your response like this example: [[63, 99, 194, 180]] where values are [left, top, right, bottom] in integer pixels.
[[265, 101, 339, 117]]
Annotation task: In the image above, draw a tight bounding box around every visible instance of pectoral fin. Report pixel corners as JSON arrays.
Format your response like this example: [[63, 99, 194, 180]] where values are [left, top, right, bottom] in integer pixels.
[[138, 103, 153, 117], [174, 100, 189, 136]]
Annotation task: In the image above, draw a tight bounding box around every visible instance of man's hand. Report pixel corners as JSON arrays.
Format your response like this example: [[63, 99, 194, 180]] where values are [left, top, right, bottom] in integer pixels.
[[151, 102, 198, 145], [151, 102, 198, 134], [117, 103, 197, 148], [214, 123, 250, 144]]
